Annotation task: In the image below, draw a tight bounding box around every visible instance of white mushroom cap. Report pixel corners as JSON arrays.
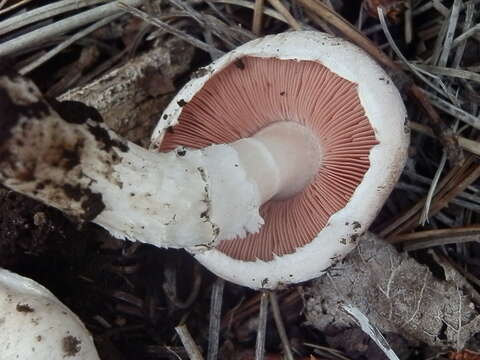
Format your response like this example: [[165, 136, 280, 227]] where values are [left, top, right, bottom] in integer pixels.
[[152, 31, 409, 289], [0, 269, 100, 360]]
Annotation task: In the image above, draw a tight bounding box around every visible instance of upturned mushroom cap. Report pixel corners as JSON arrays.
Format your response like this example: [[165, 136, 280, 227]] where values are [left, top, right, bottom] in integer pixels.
[[0, 269, 100, 360], [153, 31, 409, 289]]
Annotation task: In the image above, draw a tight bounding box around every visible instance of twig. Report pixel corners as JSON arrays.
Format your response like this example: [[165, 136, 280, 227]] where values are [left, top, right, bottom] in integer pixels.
[[412, 64, 480, 84], [163, 265, 203, 310], [19, 13, 121, 75], [404, 0, 413, 44], [303, 343, 351, 360], [255, 291, 269, 360], [438, 0, 462, 67], [420, 151, 447, 225], [0, 0, 110, 37], [379, 158, 480, 238], [252, 0, 265, 34], [424, 90, 480, 129], [410, 121, 480, 157], [175, 324, 205, 360], [0, 0, 35, 16], [341, 305, 400, 360], [0, 0, 143, 57], [207, 278, 225, 360], [391, 226, 480, 251], [118, 2, 225, 58], [453, 2, 475, 68], [269, 292, 294, 360], [433, 0, 450, 16], [213, 0, 294, 23], [378, 8, 454, 100], [268, 0, 302, 30], [452, 23, 480, 47]]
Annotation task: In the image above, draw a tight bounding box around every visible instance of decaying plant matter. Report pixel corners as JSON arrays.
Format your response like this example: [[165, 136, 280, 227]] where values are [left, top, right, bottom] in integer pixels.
[[305, 233, 480, 350]]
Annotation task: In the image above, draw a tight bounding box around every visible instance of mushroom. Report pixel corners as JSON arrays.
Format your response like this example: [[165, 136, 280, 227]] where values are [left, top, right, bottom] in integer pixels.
[[152, 31, 409, 289], [0, 268, 100, 360], [0, 31, 408, 290]]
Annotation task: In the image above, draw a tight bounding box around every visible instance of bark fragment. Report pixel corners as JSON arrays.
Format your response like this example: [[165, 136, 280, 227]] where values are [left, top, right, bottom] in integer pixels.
[[305, 233, 480, 350]]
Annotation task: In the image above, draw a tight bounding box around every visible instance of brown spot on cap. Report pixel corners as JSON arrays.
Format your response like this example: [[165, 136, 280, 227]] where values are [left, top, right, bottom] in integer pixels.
[[62, 335, 81, 356], [177, 99, 187, 107], [16, 303, 34, 313]]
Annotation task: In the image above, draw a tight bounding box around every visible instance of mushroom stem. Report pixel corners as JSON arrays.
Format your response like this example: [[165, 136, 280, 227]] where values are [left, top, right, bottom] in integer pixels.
[[231, 121, 322, 204], [0, 73, 262, 248], [0, 74, 320, 249]]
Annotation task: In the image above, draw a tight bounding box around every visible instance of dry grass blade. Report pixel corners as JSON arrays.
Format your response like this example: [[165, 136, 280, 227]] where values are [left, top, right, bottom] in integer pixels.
[[207, 279, 224, 360], [267, 0, 302, 30], [420, 151, 447, 225], [0, 0, 110, 37], [0, 0, 143, 57], [175, 324, 205, 360], [213, 0, 289, 23], [379, 8, 455, 101], [410, 121, 480, 157], [438, 0, 461, 67], [453, 1, 475, 67], [452, 23, 480, 47], [414, 64, 480, 84], [255, 291, 269, 360], [118, 2, 225, 58], [0, 0, 35, 16], [404, 0, 413, 43], [379, 157, 480, 239], [295, 0, 397, 69], [252, 0, 265, 34], [19, 13, 122, 75], [424, 90, 480, 129], [390, 226, 480, 251], [269, 292, 294, 360], [304, 342, 351, 360]]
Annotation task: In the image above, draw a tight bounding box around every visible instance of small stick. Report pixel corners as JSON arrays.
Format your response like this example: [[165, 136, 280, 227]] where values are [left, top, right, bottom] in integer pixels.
[[268, 0, 302, 30], [118, 3, 225, 58], [20, 13, 121, 75], [404, 0, 412, 44], [452, 1, 475, 67], [438, 0, 462, 67], [0, 0, 110, 37], [175, 324, 205, 360], [0, 0, 143, 57], [269, 292, 294, 360], [409, 121, 480, 157], [252, 0, 265, 35], [213, 0, 291, 23], [452, 23, 480, 47], [207, 278, 225, 360], [255, 291, 269, 360], [0, 0, 34, 16]]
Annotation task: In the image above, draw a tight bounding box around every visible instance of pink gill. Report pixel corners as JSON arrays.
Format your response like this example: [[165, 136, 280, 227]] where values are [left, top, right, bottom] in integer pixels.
[[160, 57, 378, 262]]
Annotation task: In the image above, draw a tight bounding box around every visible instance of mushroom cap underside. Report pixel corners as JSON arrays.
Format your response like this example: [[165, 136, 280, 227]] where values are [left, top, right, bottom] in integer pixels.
[[153, 31, 409, 289]]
